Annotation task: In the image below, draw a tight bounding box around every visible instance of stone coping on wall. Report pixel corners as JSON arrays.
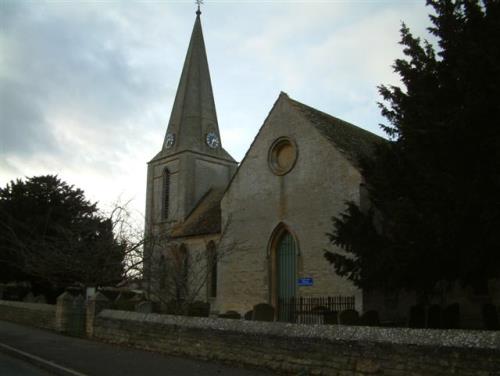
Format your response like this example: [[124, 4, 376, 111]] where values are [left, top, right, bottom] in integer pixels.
[[0, 300, 55, 312], [98, 309, 500, 350]]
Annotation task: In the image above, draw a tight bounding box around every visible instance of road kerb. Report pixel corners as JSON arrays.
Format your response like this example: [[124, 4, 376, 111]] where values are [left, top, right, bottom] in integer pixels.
[[0, 342, 88, 376]]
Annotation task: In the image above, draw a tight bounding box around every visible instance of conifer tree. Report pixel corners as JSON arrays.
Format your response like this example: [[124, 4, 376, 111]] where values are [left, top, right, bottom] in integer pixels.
[[325, 0, 500, 296], [0, 175, 125, 299]]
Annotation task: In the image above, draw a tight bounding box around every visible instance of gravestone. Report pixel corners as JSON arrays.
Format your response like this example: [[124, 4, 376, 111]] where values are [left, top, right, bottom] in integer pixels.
[[136, 301, 153, 314], [482, 303, 499, 330], [130, 293, 145, 304], [188, 301, 210, 317], [218, 311, 241, 319], [244, 310, 253, 320], [339, 309, 359, 325], [23, 292, 36, 302], [99, 289, 120, 301], [427, 305, 442, 329], [408, 305, 426, 328], [443, 303, 460, 329], [323, 311, 338, 325], [3, 284, 29, 301], [361, 310, 380, 326], [34, 294, 47, 304], [166, 300, 187, 315], [113, 292, 136, 311], [252, 303, 274, 322]]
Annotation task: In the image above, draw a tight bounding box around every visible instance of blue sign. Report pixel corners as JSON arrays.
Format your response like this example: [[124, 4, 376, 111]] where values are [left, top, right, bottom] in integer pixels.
[[298, 278, 313, 286]]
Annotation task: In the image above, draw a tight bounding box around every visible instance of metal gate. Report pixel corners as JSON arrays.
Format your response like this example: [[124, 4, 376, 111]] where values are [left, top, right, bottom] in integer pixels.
[[277, 232, 297, 321]]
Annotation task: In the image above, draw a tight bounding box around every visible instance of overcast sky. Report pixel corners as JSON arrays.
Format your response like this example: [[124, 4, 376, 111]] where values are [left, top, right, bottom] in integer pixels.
[[0, 0, 431, 221]]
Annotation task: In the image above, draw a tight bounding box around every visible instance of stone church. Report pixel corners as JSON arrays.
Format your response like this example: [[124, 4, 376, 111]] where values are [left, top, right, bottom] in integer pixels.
[[144, 10, 382, 318]]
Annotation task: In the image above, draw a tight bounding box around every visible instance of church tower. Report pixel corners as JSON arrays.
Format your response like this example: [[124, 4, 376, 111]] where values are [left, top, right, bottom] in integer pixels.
[[144, 9, 237, 261]]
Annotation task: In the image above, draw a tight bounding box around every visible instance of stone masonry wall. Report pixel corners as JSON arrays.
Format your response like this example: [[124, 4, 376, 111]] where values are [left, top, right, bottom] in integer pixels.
[[217, 95, 364, 315], [0, 300, 55, 330], [93, 309, 500, 376]]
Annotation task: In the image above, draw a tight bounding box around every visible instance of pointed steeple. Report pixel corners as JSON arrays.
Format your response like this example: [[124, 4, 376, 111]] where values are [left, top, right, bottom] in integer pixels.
[[162, 11, 233, 161]]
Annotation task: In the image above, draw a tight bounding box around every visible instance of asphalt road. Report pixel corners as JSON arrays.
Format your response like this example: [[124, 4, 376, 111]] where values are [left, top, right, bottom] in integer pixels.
[[0, 320, 274, 376], [0, 351, 53, 376]]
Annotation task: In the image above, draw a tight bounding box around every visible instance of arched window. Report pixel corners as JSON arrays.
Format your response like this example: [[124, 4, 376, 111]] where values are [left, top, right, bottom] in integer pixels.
[[162, 168, 170, 219], [180, 244, 189, 289], [174, 244, 188, 301], [207, 241, 217, 298]]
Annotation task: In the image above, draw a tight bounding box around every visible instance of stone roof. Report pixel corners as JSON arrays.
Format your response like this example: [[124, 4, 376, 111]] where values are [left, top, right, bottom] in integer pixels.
[[222, 93, 385, 197], [170, 188, 224, 238], [286, 95, 385, 167]]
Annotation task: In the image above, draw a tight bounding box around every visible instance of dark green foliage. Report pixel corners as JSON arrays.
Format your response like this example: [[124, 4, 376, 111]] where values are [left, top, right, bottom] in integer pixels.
[[0, 284, 31, 301], [325, 0, 500, 295], [0, 175, 124, 294]]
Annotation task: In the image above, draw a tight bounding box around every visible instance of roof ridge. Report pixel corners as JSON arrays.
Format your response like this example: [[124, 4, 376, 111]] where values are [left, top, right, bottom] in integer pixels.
[[286, 96, 385, 141], [184, 187, 214, 221], [171, 187, 224, 238]]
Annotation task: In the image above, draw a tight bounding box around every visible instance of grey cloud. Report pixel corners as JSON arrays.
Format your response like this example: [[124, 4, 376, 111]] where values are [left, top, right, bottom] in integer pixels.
[[0, 1, 167, 165], [0, 79, 60, 156]]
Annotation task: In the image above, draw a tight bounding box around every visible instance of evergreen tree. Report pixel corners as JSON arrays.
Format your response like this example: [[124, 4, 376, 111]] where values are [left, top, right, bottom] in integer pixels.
[[325, 0, 500, 296], [0, 175, 124, 297]]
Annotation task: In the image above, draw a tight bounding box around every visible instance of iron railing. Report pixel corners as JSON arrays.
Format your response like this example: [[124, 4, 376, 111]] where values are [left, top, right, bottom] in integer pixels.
[[278, 296, 355, 324]]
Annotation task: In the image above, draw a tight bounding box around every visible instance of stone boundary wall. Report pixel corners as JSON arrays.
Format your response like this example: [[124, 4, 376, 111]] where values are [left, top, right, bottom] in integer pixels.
[[0, 300, 55, 330], [94, 310, 500, 375]]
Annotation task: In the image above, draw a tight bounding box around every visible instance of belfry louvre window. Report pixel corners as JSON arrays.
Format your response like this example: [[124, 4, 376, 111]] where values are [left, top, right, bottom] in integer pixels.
[[162, 168, 170, 219]]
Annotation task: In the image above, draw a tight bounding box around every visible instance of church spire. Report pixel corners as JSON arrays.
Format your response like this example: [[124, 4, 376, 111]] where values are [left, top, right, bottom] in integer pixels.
[[162, 9, 232, 161]]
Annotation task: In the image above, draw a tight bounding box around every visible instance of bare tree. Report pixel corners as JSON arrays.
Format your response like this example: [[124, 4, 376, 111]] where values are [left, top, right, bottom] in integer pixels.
[[0, 201, 144, 289], [106, 201, 145, 282], [144, 216, 241, 314]]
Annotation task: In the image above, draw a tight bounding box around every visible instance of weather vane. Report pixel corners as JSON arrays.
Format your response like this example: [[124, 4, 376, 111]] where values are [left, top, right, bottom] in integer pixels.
[[196, 0, 203, 16]]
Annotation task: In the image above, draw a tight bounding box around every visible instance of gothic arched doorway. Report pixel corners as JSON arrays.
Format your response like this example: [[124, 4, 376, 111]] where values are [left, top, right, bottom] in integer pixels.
[[269, 225, 298, 322]]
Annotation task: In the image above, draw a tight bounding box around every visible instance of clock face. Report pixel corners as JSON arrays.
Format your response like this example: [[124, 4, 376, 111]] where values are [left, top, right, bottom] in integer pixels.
[[165, 133, 175, 149], [206, 132, 220, 149]]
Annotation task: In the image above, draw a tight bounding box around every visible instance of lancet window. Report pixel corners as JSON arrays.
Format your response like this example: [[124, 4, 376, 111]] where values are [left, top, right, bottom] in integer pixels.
[[162, 168, 170, 219]]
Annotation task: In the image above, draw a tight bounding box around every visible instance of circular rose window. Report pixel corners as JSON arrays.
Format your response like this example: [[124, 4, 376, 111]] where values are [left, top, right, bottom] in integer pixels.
[[268, 137, 297, 175]]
